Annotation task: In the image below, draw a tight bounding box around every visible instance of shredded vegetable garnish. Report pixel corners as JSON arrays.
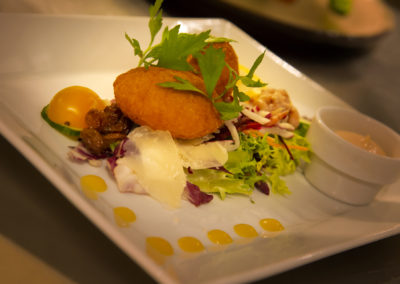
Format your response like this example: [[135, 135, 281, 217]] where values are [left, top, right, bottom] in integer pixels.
[[241, 108, 270, 125], [223, 120, 240, 151]]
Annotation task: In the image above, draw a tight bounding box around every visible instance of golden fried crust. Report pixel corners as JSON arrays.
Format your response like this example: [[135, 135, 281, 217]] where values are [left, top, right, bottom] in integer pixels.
[[188, 42, 239, 100], [113, 66, 223, 139]]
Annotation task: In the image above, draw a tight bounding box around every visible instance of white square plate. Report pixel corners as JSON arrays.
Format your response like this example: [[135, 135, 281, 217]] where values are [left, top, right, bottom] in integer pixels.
[[1, 14, 399, 284]]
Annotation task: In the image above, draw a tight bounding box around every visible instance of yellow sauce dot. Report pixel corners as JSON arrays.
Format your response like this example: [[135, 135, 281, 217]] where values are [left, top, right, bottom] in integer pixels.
[[178, 237, 204, 253], [259, 218, 284, 232], [146, 237, 174, 265], [80, 175, 107, 200], [146, 237, 174, 256], [113, 207, 136, 228], [233, 224, 259, 238], [207, 229, 233, 245]]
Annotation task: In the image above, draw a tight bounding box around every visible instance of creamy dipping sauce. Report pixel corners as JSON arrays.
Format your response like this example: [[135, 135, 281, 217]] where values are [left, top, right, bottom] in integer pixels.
[[335, 130, 386, 156]]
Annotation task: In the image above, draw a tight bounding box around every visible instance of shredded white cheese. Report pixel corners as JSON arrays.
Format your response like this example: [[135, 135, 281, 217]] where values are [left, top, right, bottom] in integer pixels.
[[241, 108, 270, 125], [277, 122, 295, 131], [223, 120, 240, 151]]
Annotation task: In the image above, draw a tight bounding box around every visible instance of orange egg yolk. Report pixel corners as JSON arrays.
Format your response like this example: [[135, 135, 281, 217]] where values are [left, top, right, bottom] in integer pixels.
[[47, 86, 106, 129]]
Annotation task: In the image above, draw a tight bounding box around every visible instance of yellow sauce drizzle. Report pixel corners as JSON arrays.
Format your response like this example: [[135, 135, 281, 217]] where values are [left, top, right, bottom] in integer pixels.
[[146, 237, 174, 265], [178, 237, 204, 253], [113, 207, 136, 228], [259, 218, 284, 232], [80, 175, 107, 200], [146, 237, 174, 256], [207, 229, 233, 245], [233, 224, 259, 238]]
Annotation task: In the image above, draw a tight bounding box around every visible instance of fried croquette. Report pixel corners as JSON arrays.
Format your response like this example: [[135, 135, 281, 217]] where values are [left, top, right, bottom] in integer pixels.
[[187, 42, 239, 100], [113, 66, 223, 139]]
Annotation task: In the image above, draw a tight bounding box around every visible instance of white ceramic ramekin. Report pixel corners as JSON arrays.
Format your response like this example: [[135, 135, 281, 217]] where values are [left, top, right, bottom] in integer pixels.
[[304, 106, 400, 205]]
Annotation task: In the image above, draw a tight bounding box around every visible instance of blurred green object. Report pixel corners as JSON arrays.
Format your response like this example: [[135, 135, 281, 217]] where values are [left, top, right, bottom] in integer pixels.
[[329, 0, 353, 15]]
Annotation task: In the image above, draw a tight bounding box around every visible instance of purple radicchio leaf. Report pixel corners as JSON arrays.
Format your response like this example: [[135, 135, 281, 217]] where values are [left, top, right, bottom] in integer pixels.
[[68, 143, 107, 167], [210, 166, 232, 174], [106, 156, 118, 174], [255, 180, 270, 195], [184, 182, 213, 207], [107, 138, 132, 174]]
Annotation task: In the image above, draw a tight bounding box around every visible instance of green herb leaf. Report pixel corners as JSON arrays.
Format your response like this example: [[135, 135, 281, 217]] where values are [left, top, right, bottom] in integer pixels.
[[294, 120, 310, 137], [149, 0, 163, 17], [224, 64, 238, 91], [156, 27, 210, 70], [235, 86, 250, 102], [125, 0, 164, 67], [126, 0, 267, 122], [213, 100, 242, 121], [205, 36, 236, 43], [125, 33, 143, 57], [240, 76, 266, 88], [247, 51, 265, 79], [158, 76, 206, 96], [195, 46, 226, 96], [149, 0, 163, 41]]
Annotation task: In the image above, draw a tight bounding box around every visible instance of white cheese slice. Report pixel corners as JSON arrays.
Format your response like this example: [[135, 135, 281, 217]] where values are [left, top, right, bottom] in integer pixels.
[[176, 141, 228, 169], [117, 126, 186, 208]]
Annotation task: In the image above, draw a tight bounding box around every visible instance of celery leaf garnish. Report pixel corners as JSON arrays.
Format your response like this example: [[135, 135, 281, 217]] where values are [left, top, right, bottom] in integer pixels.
[[160, 48, 266, 121], [148, 0, 163, 41], [125, 0, 164, 67], [158, 76, 206, 96], [124, 0, 266, 121], [195, 46, 226, 97], [155, 27, 210, 71], [246, 51, 265, 79]]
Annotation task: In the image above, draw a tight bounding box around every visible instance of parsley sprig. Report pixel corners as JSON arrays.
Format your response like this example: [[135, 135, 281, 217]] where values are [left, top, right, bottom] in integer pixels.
[[125, 0, 163, 67], [125, 0, 266, 121], [125, 0, 209, 70]]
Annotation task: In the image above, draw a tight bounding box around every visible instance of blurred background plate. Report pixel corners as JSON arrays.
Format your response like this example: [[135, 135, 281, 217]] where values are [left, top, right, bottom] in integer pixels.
[[163, 0, 395, 49]]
